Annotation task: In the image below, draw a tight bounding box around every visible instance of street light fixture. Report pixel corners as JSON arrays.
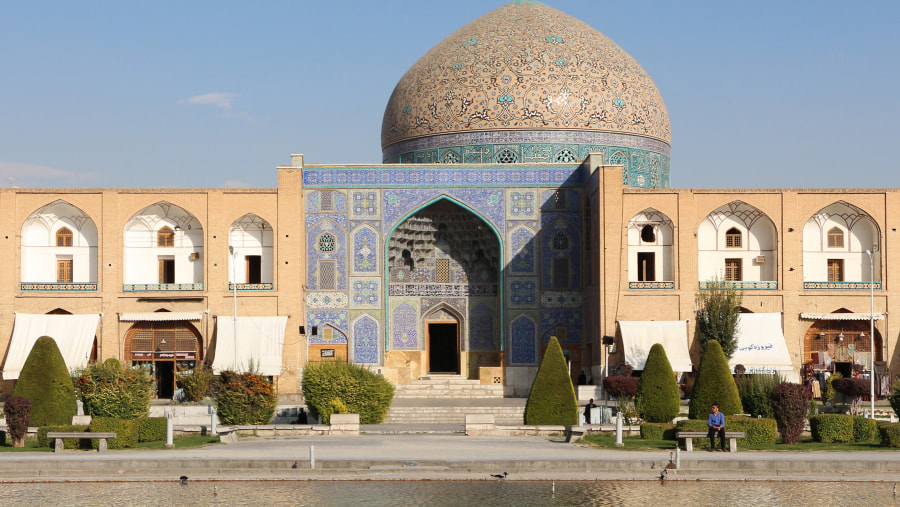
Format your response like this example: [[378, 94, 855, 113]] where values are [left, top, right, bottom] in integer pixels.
[[865, 244, 878, 419], [229, 245, 239, 372]]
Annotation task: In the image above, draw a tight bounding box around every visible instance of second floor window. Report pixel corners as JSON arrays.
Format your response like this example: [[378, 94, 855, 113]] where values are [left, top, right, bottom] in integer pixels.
[[158, 227, 175, 247], [827, 227, 844, 248], [56, 227, 73, 247], [57, 259, 73, 283], [725, 227, 742, 248], [828, 259, 844, 282], [725, 258, 742, 281]]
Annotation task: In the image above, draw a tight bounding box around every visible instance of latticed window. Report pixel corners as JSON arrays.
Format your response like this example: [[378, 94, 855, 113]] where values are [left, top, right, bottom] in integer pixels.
[[436, 259, 450, 283], [725, 227, 742, 248], [552, 257, 569, 289], [318, 233, 336, 253], [320, 190, 333, 211], [555, 148, 577, 163], [555, 326, 568, 342], [552, 232, 569, 251], [57, 259, 73, 283], [319, 260, 336, 290], [828, 259, 844, 282], [827, 227, 844, 248], [127, 321, 200, 360], [496, 149, 518, 163], [553, 190, 567, 210], [442, 151, 460, 164], [158, 227, 174, 247], [56, 227, 73, 247], [725, 258, 742, 281]]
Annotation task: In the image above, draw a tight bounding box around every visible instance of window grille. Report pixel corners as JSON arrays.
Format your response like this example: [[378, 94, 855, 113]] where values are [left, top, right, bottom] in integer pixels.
[[320, 191, 333, 211], [318, 233, 336, 253], [158, 227, 175, 247], [442, 151, 460, 164], [725, 258, 742, 281], [725, 227, 742, 248], [827, 227, 844, 248], [827, 259, 844, 282], [436, 259, 450, 283], [552, 231, 569, 251], [553, 190, 567, 209], [555, 149, 577, 163], [319, 260, 336, 289], [57, 259, 73, 283], [496, 149, 518, 163], [56, 227, 73, 247]]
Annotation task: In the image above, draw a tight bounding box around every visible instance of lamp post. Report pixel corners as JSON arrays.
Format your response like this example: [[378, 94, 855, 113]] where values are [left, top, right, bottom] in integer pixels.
[[865, 245, 878, 419], [229, 245, 239, 372]]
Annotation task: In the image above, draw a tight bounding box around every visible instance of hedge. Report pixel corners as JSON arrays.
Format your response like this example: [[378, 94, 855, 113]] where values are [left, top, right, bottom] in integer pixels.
[[138, 417, 168, 443], [178, 368, 214, 402], [301, 361, 396, 424], [852, 416, 880, 443], [640, 423, 676, 440], [675, 416, 777, 447], [37, 425, 91, 449], [879, 423, 900, 448], [524, 336, 578, 425], [88, 418, 139, 449], [809, 414, 853, 443], [77, 361, 152, 419], [215, 371, 278, 425], [12, 336, 77, 426]]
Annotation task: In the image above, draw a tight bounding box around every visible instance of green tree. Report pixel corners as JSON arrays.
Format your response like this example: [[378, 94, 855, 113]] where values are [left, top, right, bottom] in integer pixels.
[[688, 340, 743, 419], [11, 336, 77, 426], [635, 343, 681, 423], [214, 370, 278, 425], [695, 276, 743, 359], [524, 336, 578, 425]]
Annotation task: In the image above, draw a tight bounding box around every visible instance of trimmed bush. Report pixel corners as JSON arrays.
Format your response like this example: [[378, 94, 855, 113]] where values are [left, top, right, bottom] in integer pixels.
[[77, 361, 152, 419], [215, 370, 278, 425], [178, 368, 214, 402], [3, 396, 32, 447], [736, 374, 780, 418], [640, 423, 676, 440], [635, 343, 680, 423], [138, 417, 168, 443], [688, 340, 742, 419], [809, 414, 854, 443], [11, 336, 77, 426], [301, 361, 396, 424], [37, 425, 91, 449], [88, 418, 139, 449], [889, 382, 900, 419], [880, 423, 900, 447], [674, 417, 777, 447], [771, 382, 812, 444], [524, 336, 578, 425], [852, 416, 880, 443], [822, 372, 841, 403]]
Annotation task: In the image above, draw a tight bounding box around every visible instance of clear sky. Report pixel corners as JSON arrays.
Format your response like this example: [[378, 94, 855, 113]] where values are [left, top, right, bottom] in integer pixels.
[[2, 1, 898, 190]]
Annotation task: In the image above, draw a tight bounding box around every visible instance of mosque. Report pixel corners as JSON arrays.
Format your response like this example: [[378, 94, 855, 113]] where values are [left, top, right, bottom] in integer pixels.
[[1, 1, 895, 400]]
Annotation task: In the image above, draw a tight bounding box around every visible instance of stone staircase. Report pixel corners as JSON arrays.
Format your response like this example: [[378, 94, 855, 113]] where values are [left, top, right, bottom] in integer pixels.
[[383, 376, 525, 425]]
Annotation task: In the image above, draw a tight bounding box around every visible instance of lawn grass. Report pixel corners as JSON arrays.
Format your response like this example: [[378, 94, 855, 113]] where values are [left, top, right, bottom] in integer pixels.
[[580, 433, 890, 451], [0, 435, 220, 452]]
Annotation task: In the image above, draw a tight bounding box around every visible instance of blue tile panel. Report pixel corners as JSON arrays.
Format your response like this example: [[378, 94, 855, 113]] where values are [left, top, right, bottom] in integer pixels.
[[392, 302, 418, 349], [303, 164, 588, 189], [306, 310, 349, 344], [352, 315, 380, 364], [510, 314, 537, 364], [468, 302, 494, 351]]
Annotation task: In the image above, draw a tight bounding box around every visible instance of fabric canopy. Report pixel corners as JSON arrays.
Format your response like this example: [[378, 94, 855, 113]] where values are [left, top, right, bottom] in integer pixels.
[[800, 312, 884, 321], [617, 320, 693, 372], [730, 313, 798, 381], [212, 316, 288, 376], [119, 312, 203, 322], [3, 313, 100, 380]]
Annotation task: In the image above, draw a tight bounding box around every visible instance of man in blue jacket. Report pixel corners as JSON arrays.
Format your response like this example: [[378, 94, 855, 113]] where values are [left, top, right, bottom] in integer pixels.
[[707, 403, 726, 452]]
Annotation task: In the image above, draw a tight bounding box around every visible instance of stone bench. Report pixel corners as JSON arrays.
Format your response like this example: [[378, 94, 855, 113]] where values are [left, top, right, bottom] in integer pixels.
[[217, 428, 239, 444], [677, 431, 745, 452], [46, 432, 117, 452], [565, 425, 586, 442]]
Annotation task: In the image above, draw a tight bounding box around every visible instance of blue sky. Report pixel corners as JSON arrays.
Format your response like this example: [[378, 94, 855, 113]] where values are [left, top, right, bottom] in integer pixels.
[[2, 1, 898, 189]]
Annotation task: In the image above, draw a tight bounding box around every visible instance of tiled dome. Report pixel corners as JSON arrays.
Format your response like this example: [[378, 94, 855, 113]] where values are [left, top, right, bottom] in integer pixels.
[[381, 0, 671, 186]]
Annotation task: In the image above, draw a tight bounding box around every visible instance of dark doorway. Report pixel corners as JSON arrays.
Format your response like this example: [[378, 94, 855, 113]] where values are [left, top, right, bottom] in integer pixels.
[[156, 361, 175, 398], [637, 252, 655, 281], [834, 361, 852, 378], [246, 255, 262, 284], [428, 323, 459, 373]]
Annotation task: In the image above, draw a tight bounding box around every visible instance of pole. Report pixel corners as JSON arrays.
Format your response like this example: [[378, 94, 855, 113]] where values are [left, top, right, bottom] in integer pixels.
[[230, 246, 238, 372], [868, 246, 877, 419]]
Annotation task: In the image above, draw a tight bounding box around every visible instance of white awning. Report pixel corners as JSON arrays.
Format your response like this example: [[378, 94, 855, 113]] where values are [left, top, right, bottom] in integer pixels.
[[617, 320, 693, 372], [212, 316, 288, 376], [800, 312, 884, 321], [3, 313, 101, 380], [119, 312, 204, 322], [730, 313, 798, 381]]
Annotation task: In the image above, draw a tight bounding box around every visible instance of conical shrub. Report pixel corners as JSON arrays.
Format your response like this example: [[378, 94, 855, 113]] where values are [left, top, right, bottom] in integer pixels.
[[635, 343, 681, 423], [524, 336, 578, 425], [688, 340, 742, 419], [11, 336, 77, 426]]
